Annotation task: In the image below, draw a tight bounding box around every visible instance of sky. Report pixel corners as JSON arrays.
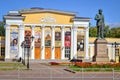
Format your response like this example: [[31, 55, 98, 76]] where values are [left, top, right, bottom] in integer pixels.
[[0, 0, 120, 27]]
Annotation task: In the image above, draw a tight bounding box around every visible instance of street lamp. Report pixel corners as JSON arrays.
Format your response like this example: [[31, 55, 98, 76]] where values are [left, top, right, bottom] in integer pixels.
[[21, 35, 34, 69], [26, 35, 34, 69]]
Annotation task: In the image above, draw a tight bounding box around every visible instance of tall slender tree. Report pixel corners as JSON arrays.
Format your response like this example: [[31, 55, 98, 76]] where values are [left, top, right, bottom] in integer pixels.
[[0, 22, 5, 36]]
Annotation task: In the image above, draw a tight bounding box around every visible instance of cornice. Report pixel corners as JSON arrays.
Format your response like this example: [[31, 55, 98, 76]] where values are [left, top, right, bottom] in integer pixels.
[[19, 9, 76, 16], [72, 17, 91, 22], [3, 16, 25, 20]]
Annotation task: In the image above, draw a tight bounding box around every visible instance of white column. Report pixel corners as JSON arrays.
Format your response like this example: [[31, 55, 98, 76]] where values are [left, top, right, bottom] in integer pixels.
[[108, 45, 111, 61], [5, 24, 10, 59], [71, 27, 73, 59], [51, 26, 55, 59], [61, 26, 65, 59], [18, 25, 24, 58], [112, 47, 115, 61], [89, 44, 94, 60], [41, 25, 45, 59], [31, 25, 35, 59], [84, 27, 89, 59], [73, 26, 77, 59]]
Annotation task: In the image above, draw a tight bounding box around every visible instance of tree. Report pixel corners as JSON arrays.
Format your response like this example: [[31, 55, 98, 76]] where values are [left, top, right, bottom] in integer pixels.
[[103, 25, 110, 38], [0, 22, 5, 36], [89, 25, 120, 38], [109, 27, 120, 38], [89, 26, 97, 37]]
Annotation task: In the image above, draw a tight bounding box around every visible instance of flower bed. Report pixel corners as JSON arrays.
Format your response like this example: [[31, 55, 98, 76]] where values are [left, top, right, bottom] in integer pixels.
[[72, 62, 120, 70], [49, 62, 59, 65], [49, 62, 72, 66]]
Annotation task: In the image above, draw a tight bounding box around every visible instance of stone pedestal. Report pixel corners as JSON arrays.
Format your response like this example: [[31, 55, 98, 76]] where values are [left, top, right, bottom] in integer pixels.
[[94, 39, 109, 62]]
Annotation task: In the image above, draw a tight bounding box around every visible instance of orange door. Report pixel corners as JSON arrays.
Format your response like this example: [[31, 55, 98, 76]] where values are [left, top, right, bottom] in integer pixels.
[[35, 48, 41, 59], [45, 47, 51, 59], [55, 47, 61, 59]]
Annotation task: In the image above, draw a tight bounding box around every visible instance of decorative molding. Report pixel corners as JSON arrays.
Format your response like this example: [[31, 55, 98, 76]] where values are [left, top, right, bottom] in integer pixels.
[[24, 23, 73, 27], [40, 14, 56, 23]]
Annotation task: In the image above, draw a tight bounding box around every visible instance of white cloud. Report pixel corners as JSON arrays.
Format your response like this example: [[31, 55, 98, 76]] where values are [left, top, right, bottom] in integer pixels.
[[106, 22, 120, 28]]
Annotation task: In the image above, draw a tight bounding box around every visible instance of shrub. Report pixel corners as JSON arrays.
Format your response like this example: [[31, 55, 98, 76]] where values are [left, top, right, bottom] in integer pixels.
[[49, 62, 59, 65]]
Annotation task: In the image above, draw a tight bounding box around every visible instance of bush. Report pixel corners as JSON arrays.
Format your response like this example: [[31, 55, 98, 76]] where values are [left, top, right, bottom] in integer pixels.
[[49, 62, 59, 65]]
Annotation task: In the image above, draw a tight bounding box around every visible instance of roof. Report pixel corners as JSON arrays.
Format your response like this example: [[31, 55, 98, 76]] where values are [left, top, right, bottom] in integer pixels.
[[72, 17, 91, 22], [19, 7, 77, 15], [3, 11, 25, 20]]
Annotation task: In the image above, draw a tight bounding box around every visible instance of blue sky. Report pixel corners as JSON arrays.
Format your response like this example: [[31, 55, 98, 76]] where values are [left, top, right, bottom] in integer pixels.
[[0, 0, 120, 27]]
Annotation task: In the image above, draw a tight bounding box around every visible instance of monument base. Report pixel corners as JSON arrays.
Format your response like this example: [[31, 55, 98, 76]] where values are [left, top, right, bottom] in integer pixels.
[[94, 39, 109, 62]]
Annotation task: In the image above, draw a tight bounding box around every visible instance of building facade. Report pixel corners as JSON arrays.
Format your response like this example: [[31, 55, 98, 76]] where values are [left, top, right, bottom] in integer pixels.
[[3, 8, 120, 62], [4, 8, 90, 61]]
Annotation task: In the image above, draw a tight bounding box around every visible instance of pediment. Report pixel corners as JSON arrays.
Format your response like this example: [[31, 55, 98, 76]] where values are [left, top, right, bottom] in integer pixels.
[[20, 8, 75, 24]]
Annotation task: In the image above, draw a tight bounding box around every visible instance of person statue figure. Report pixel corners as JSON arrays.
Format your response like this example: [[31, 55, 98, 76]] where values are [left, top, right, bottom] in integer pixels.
[[95, 9, 105, 39]]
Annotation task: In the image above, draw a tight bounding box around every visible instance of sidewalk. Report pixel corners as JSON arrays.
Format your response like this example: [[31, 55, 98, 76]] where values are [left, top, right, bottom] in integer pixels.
[[0, 62, 119, 80]]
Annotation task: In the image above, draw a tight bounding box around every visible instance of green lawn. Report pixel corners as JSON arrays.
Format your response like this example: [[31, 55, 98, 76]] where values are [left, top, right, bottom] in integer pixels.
[[0, 62, 26, 70], [70, 65, 113, 72], [69, 63, 120, 72]]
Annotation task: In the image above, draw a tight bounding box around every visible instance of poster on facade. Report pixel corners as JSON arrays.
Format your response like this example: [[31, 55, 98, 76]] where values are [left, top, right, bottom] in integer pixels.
[[10, 29, 18, 58], [25, 30, 31, 36], [77, 32, 84, 51], [45, 28, 51, 46], [65, 32, 71, 47], [24, 30, 31, 47], [55, 32, 61, 47], [34, 30, 41, 47]]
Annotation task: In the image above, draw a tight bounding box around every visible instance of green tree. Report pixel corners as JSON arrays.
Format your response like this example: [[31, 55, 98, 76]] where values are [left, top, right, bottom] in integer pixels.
[[89, 26, 97, 37], [0, 22, 5, 36], [109, 27, 120, 38], [103, 25, 110, 38]]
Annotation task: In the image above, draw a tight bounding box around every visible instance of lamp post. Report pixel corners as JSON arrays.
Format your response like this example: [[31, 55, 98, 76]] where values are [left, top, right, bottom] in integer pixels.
[[21, 35, 34, 69]]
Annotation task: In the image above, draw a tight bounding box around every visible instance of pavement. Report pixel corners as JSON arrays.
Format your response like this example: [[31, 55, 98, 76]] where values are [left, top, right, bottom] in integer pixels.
[[0, 62, 120, 80]]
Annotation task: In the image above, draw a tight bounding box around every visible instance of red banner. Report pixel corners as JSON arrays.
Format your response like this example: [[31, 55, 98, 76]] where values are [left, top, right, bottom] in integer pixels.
[[65, 32, 71, 47]]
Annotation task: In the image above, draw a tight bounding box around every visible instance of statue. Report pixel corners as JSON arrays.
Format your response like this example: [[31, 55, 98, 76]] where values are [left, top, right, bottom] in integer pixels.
[[95, 9, 105, 39]]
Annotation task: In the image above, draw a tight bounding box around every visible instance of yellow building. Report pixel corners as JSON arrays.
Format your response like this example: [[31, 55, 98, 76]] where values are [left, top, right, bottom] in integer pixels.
[[3, 8, 120, 62]]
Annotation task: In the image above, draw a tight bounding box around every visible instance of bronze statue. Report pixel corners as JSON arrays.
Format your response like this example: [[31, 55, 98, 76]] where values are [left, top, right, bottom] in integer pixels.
[[95, 9, 105, 39]]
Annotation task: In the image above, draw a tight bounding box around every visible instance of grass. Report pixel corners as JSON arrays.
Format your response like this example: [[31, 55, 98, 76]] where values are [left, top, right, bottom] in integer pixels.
[[69, 65, 114, 72], [69, 62, 120, 72], [0, 62, 27, 71]]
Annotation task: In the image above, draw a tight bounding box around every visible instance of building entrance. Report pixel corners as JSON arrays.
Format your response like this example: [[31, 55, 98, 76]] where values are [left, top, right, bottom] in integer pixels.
[[77, 34, 84, 59], [55, 47, 61, 59], [65, 47, 70, 59], [35, 48, 41, 59]]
